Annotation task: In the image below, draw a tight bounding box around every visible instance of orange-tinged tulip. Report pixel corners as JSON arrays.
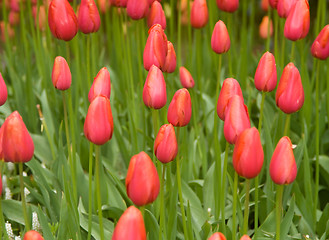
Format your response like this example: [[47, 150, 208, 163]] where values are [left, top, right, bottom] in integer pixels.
[[190, 0, 208, 28], [259, 16, 273, 39], [269, 0, 278, 8], [208, 232, 226, 240], [78, 0, 101, 34], [167, 88, 192, 127], [162, 41, 176, 73], [240, 235, 252, 240], [84, 96, 114, 145], [211, 20, 230, 54], [9, 10, 19, 26], [233, 127, 264, 178], [127, 0, 148, 20], [311, 25, 329, 60], [0, 73, 8, 106], [52, 56, 72, 90], [112, 206, 146, 240], [88, 67, 111, 102], [2, 111, 34, 163], [275, 62, 304, 114], [126, 152, 160, 206], [154, 124, 178, 163], [23, 230, 44, 240], [0, 21, 15, 41], [98, 0, 110, 14], [277, 0, 297, 18], [261, 0, 269, 11], [147, 1, 166, 29], [216, 0, 239, 12], [179, 66, 195, 89], [254, 51, 277, 92], [270, 136, 297, 185], [48, 0, 78, 41]]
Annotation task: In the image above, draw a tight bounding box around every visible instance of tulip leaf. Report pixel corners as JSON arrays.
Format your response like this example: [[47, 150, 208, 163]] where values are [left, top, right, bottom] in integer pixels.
[[280, 195, 295, 239]]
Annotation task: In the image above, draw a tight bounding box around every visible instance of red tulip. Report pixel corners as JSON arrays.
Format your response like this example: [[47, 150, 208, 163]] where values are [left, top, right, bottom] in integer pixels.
[[190, 0, 208, 28], [217, 78, 243, 121], [211, 20, 230, 54], [223, 95, 250, 144], [2, 111, 34, 163], [109, 0, 127, 7], [78, 0, 101, 34], [32, 5, 47, 31], [208, 232, 226, 240], [259, 16, 273, 39], [261, 0, 269, 11], [275, 62, 304, 114], [240, 235, 252, 240], [216, 0, 239, 12], [84, 96, 114, 145], [127, 0, 148, 20], [162, 41, 176, 73], [254, 51, 277, 92], [23, 230, 44, 240], [233, 127, 264, 179], [0, 72, 8, 106], [179, 66, 195, 89], [143, 65, 167, 109], [269, 0, 278, 8], [277, 0, 297, 18], [147, 1, 166, 29], [52, 56, 72, 90], [167, 88, 192, 127], [112, 206, 146, 240], [154, 124, 178, 163], [0, 21, 15, 42], [9, 10, 19, 26], [270, 136, 297, 185], [284, 0, 309, 41], [126, 151, 160, 206], [311, 25, 329, 60], [9, 0, 19, 12], [88, 67, 111, 102]]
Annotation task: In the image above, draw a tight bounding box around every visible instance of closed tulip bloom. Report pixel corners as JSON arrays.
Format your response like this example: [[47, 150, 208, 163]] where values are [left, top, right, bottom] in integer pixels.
[[167, 88, 192, 127], [216, 0, 239, 12], [52, 56, 72, 90], [9, 11, 19, 26], [276, 62, 304, 114], [223, 95, 250, 144], [162, 41, 176, 73], [109, 0, 127, 7], [284, 0, 309, 41], [48, 0, 78, 41], [179, 66, 195, 89], [211, 20, 230, 54], [84, 96, 114, 145], [0, 21, 15, 42], [270, 136, 297, 185], [311, 25, 329, 60], [154, 124, 178, 163], [0, 73, 8, 106], [143, 65, 167, 109], [254, 51, 277, 92], [233, 127, 264, 179], [2, 111, 34, 163], [97, 0, 110, 14], [277, 0, 297, 18], [261, 0, 269, 11], [217, 78, 243, 121], [208, 232, 226, 240], [78, 0, 101, 34], [88, 67, 111, 102], [112, 206, 146, 240], [147, 1, 166, 29], [259, 16, 273, 39], [9, 0, 19, 12], [190, 0, 208, 28], [269, 0, 278, 8], [127, 0, 148, 20], [126, 152, 160, 206], [240, 235, 252, 240], [23, 230, 44, 240]]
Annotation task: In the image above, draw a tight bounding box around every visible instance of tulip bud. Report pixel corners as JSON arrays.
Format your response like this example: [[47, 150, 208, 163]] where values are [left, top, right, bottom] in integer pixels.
[[209, 232, 226, 240], [311, 25, 329, 60], [154, 124, 178, 163], [190, 0, 208, 28], [84, 96, 114, 145], [48, 0, 78, 41], [277, 0, 297, 18], [88, 67, 111, 102], [270, 136, 297, 185], [254, 51, 277, 92], [240, 235, 252, 240], [223, 95, 250, 144], [9, 10, 19, 26], [162, 41, 176, 73], [78, 0, 101, 34], [127, 0, 148, 20], [2, 111, 34, 163], [275, 62, 304, 114], [9, 0, 19, 12], [269, 0, 278, 8], [143, 65, 167, 109], [0, 21, 15, 42], [216, 0, 239, 12], [233, 127, 264, 178], [126, 151, 160, 206], [261, 0, 269, 11], [52, 56, 72, 90], [259, 16, 273, 39], [112, 206, 146, 240], [179, 66, 195, 89], [32, 5, 47, 31], [217, 78, 243, 121], [23, 230, 44, 240], [0, 73, 8, 106], [109, 0, 127, 7], [97, 0, 110, 14], [167, 88, 192, 127], [284, 0, 309, 41], [211, 20, 230, 54], [143, 24, 168, 71], [147, 1, 166, 29]]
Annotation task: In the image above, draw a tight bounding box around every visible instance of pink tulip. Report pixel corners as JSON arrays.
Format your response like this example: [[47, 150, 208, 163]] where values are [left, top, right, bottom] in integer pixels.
[[0, 73, 8, 106], [311, 25, 329, 60], [179, 67, 195, 89], [167, 88, 192, 127], [88, 67, 111, 102], [254, 51, 277, 92], [78, 0, 101, 34], [211, 20, 230, 54]]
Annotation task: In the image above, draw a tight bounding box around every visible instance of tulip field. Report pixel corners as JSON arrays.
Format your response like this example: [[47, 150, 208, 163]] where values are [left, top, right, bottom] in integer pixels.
[[1, 0, 329, 239]]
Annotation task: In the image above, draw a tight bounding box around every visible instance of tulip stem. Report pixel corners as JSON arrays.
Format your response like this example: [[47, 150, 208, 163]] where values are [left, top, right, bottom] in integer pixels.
[[86, 34, 92, 87], [314, 59, 320, 225], [275, 185, 284, 240], [242, 179, 250, 235], [177, 0, 182, 68], [283, 114, 291, 137], [87, 142, 94, 240], [0, 162, 5, 239], [290, 42, 295, 62], [221, 141, 229, 234], [232, 172, 238, 240], [95, 146, 104, 240], [159, 165, 167, 240], [19, 163, 30, 231], [266, 8, 271, 52], [227, 13, 233, 76]]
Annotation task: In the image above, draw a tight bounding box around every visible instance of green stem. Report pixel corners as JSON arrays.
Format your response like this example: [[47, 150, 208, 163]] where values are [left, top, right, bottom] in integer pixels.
[[275, 185, 284, 240], [290, 42, 295, 62], [283, 114, 291, 137], [0, 162, 5, 239], [242, 179, 251, 234], [177, 0, 182, 67], [221, 141, 229, 234], [86, 35, 92, 87], [19, 163, 30, 231], [232, 172, 238, 240], [95, 146, 104, 240], [87, 143, 94, 240], [159, 165, 167, 240], [140, 206, 145, 217], [314, 59, 320, 224], [227, 14, 233, 76], [266, 8, 271, 51], [62, 92, 72, 165]]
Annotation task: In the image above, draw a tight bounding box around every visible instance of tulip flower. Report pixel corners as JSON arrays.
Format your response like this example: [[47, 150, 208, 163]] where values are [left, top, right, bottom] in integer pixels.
[[269, 0, 278, 8], [32, 5, 47, 31], [143, 24, 168, 71], [167, 88, 192, 127], [240, 235, 252, 240], [9, 10, 19, 26], [126, 0, 148, 20], [208, 232, 226, 240], [52, 56, 72, 90], [0, 72, 8, 106], [48, 0, 78, 41], [9, 0, 19, 12], [211, 20, 230, 54], [78, 0, 101, 34], [259, 16, 273, 39], [147, 1, 166, 29], [2, 111, 34, 163], [88, 67, 111, 102], [0, 21, 15, 42], [270, 136, 297, 185], [126, 151, 160, 206], [311, 25, 329, 60], [277, 0, 297, 18], [179, 66, 195, 89], [190, 0, 208, 28], [97, 0, 110, 14], [112, 206, 146, 240], [233, 127, 264, 179], [154, 124, 178, 163], [261, 0, 269, 11], [217, 78, 243, 121], [223, 95, 250, 144], [276, 62, 304, 114], [284, 0, 310, 41], [109, 0, 127, 7], [23, 230, 44, 240], [162, 41, 176, 73], [216, 0, 239, 12], [84, 96, 114, 145], [143, 65, 167, 109], [254, 51, 277, 92]]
